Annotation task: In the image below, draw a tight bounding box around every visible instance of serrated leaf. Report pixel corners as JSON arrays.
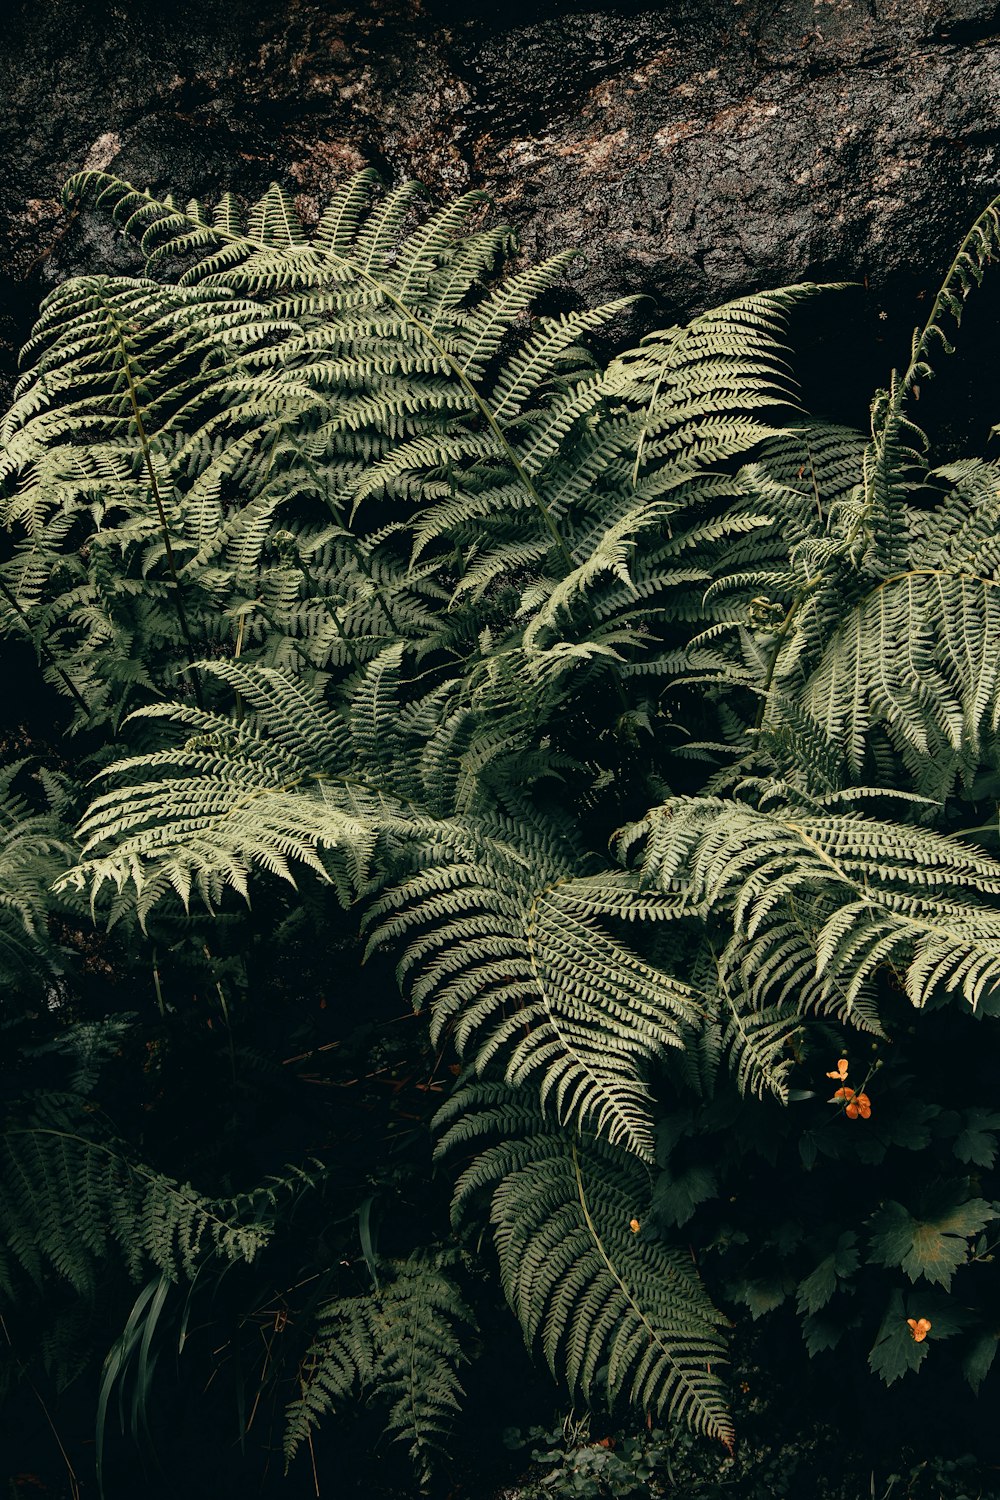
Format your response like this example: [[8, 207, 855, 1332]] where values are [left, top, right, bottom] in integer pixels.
[[964, 1332, 999, 1392], [868, 1290, 928, 1385], [953, 1108, 1000, 1168], [652, 1163, 717, 1228], [867, 1196, 994, 1288], [802, 1311, 845, 1357], [795, 1232, 859, 1315], [902, 1288, 972, 1340], [729, 1275, 790, 1320]]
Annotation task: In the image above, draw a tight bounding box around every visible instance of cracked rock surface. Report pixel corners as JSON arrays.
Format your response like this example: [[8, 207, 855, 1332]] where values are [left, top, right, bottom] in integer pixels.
[[2, 0, 1000, 388]]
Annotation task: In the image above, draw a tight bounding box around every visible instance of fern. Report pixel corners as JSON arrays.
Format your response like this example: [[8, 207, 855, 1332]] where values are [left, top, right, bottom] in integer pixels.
[[285, 1252, 474, 1486], [0, 1129, 269, 1298], [0, 761, 76, 989], [65, 658, 698, 1160], [0, 170, 809, 749], [436, 1083, 733, 1445], [8, 167, 1000, 1479], [618, 794, 1000, 1014]]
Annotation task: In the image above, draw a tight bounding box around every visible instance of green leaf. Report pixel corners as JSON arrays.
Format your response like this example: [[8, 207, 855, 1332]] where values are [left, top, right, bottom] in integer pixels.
[[795, 1232, 859, 1315], [964, 1332, 999, 1392], [953, 1108, 1000, 1168], [802, 1311, 845, 1357], [867, 1195, 995, 1288], [868, 1291, 929, 1385], [728, 1275, 791, 1320], [651, 1163, 717, 1228]]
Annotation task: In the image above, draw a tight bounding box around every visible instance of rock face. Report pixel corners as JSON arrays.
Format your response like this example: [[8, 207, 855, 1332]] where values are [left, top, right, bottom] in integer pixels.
[[3, 0, 1000, 382]]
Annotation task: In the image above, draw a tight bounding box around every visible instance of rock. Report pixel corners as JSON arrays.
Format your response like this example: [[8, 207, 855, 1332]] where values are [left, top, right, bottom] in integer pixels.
[[2, 0, 1000, 396]]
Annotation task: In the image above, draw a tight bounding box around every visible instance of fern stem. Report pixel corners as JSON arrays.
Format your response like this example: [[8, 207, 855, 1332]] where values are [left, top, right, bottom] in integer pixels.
[[903, 191, 1000, 399], [570, 1140, 724, 1431], [804, 441, 824, 526], [322, 600, 364, 671], [631, 368, 666, 489], [205, 945, 238, 1088], [151, 950, 165, 1016], [879, 565, 1000, 591], [124, 375, 205, 708], [306, 1427, 321, 1498], [570, 1143, 650, 1322], [753, 583, 818, 731]]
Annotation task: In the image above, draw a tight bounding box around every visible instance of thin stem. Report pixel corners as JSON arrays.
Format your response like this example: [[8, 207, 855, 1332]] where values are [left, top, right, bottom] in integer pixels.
[[232, 611, 247, 720], [204, 942, 238, 1088], [805, 441, 824, 527], [152, 949, 165, 1017], [0, 1313, 81, 1500], [631, 367, 666, 489], [753, 583, 817, 731], [903, 193, 1000, 399], [306, 1426, 321, 1498]]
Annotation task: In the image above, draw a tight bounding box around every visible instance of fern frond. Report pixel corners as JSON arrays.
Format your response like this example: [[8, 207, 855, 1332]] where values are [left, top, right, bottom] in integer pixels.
[[436, 1084, 733, 1444], [0, 1129, 268, 1299], [368, 865, 697, 1160], [620, 795, 1000, 1013], [715, 962, 799, 1104], [802, 570, 1000, 777], [285, 1251, 474, 1484], [904, 193, 1000, 392]]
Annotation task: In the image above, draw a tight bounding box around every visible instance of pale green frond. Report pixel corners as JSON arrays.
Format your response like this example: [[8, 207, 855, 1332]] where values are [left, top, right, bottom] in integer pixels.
[[621, 795, 1000, 1013], [436, 1085, 733, 1444]]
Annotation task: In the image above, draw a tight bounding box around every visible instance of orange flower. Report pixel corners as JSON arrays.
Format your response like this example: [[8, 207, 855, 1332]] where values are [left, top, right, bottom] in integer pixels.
[[906, 1317, 931, 1343], [826, 1058, 849, 1081], [629, 1218, 641, 1234], [832, 1085, 872, 1119]]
